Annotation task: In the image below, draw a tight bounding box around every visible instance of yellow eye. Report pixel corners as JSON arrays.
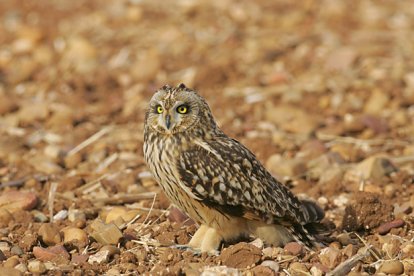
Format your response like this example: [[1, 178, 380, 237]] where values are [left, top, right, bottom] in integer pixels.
[[176, 105, 188, 114], [156, 105, 163, 114]]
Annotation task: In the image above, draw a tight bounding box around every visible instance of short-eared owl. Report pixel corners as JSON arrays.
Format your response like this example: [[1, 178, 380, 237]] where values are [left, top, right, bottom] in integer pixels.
[[143, 84, 324, 253]]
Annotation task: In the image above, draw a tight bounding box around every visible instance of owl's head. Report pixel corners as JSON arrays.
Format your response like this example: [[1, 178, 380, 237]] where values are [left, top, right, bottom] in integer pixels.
[[145, 84, 216, 135]]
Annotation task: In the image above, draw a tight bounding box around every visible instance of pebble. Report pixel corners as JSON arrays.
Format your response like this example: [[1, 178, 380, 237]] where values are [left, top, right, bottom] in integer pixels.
[[284, 242, 304, 256], [53, 209, 68, 221], [0, 94, 17, 115], [0, 190, 38, 213], [105, 206, 128, 226], [336, 232, 354, 246], [88, 250, 111, 264], [72, 253, 89, 264], [14, 264, 27, 273], [28, 260, 47, 274], [68, 209, 86, 222], [32, 210, 49, 222], [0, 249, 6, 261], [261, 260, 279, 272], [0, 208, 13, 226], [100, 245, 121, 257], [4, 255, 19, 267], [90, 220, 123, 245], [10, 245, 23, 256], [249, 238, 264, 249], [62, 227, 88, 245], [62, 36, 98, 74], [64, 152, 83, 169], [39, 223, 62, 245], [18, 102, 49, 124], [33, 245, 70, 262], [319, 247, 342, 269], [352, 156, 397, 181], [265, 154, 306, 178], [0, 268, 22, 276], [378, 260, 404, 275], [289, 262, 309, 275], [377, 219, 405, 235], [0, 241, 11, 252], [324, 47, 357, 72]]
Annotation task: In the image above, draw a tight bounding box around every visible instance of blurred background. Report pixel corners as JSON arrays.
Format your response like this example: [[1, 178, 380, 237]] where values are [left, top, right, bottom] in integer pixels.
[[1, 0, 414, 274]]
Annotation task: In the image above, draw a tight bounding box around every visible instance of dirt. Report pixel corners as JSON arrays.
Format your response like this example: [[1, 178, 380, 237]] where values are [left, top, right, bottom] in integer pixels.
[[0, 0, 414, 275]]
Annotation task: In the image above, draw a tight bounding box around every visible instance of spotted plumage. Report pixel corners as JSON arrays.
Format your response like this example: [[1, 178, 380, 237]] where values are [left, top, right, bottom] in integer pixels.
[[143, 84, 324, 253]]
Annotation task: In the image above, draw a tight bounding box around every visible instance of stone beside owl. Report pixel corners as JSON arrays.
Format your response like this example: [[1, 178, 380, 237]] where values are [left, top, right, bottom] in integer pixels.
[[143, 83, 324, 253]]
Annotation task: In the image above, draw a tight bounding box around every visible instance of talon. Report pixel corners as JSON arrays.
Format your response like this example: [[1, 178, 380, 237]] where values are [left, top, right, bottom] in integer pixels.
[[170, 244, 202, 256]]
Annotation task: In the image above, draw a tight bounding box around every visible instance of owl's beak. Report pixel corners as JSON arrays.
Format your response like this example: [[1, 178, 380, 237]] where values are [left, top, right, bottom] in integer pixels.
[[165, 114, 171, 130]]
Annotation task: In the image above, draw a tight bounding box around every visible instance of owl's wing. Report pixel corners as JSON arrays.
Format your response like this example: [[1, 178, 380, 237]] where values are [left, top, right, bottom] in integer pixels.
[[178, 136, 318, 226]]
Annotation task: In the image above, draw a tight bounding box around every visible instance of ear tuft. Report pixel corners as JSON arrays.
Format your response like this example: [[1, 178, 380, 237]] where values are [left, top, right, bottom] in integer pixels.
[[177, 83, 187, 90], [162, 84, 171, 91]]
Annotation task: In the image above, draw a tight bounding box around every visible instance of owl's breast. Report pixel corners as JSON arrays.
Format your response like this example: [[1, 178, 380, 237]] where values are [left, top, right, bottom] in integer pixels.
[[144, 133, 197, 213]]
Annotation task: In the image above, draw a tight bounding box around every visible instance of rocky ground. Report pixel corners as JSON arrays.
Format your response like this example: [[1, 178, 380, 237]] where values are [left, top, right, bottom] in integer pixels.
[[0, 0, 414, 275]]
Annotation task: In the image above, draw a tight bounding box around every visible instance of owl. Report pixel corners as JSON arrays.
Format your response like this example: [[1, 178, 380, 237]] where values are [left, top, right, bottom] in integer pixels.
[[143, 83, 324, 253]]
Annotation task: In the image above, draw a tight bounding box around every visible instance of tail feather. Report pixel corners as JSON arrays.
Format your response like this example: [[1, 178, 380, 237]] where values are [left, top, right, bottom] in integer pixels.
[[301, 199, 324, 223], [286, 223, 318, 250]]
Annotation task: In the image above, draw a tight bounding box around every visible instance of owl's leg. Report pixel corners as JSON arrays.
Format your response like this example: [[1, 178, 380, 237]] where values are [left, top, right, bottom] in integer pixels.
[[188, 224, 209, 249], [199, 227, 222, 254], [249, 221, 293, 247]]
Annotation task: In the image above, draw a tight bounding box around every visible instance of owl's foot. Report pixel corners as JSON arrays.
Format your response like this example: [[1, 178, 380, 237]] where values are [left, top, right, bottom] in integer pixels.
[[170, 244, 202, 256]]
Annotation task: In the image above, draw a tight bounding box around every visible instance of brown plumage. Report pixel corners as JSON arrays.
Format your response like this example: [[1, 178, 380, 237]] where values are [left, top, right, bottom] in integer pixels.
[[143, 83, 324, 253]]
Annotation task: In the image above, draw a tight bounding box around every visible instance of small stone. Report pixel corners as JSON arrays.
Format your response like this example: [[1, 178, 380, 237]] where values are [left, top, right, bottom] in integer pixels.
[[0, 191, 38, 213], [364, 89, 389, 115], [266, 154, 306, 178], [88, 250, 111, 264], [319, 247, 342, 269], [289, 262, 309, 276], [72, 254, 89, 264], [14, 264, 27, 273], [249, 238, 264, 249], [0, 268, 22, 276], [10, 245, 23, 256], [351, 156, 397, 181], [378, 260, 404, 275], [28, 260, 47, 274], [61, 227, 88, 246], [100, 245, 121, 258], [377, 219, 405, 235], [284, 242, 304, 256], [38, 223, 62, 245], [0, 241, 10, 252], [0, 94, 17, 115], [106, 268, 121, 276], [0, 249, 6, 261], [62, 36, 98, 74], [64, 152, 83, 169], [105, 207, 128, 226], [336, 233, 354, 246], [261, 260, 279, 272], [33, 245, 70, 262], [324, 47, 357, 72], [310, 265, 324, 276], [219, 242, 262, 269], [90, 220, 123, 245], [4, 255, 20, 268], [18, 102, 49, 124], [53, 209, 68, 221], [0, 208, 13, 227], [384, 184, 396, 198], [68, 209, 86, 222], [32, 210, 49, 222]]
